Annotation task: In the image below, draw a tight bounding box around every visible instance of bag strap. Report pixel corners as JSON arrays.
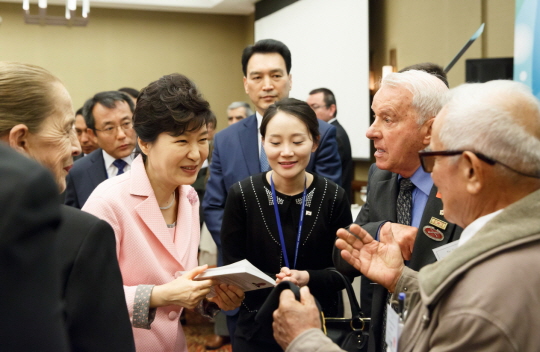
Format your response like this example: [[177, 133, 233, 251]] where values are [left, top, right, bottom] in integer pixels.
[[326, 267, 363, 318]]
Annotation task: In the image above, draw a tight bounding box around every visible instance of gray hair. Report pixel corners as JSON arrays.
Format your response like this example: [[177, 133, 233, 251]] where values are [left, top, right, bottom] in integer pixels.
[[381, 70, 448, 125], [227, 101, 253, 116], [439, 80, 540, 177]]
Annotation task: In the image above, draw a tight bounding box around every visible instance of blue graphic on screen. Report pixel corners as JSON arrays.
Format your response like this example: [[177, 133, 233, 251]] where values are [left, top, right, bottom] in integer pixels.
[[515, 0, 540, 98]]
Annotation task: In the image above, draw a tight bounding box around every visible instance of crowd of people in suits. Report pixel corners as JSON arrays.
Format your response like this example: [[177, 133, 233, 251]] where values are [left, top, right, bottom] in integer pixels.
[[1, 36, 540, 352]]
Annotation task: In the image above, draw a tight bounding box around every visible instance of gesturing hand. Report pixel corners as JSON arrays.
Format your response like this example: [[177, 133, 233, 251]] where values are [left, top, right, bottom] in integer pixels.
[[150, 265, 215, 309], [380, 222, 417, 260], [335, 224, 404, 292]]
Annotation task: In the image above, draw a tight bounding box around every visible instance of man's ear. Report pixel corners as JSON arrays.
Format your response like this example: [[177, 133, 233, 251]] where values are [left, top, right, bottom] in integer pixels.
[[288, 73, 293, 91], [422, 117, 435, 146], [243, 76, 249, 95], [461, 151, 485, 195], [328, 104, 337, 118], [7, 124, 31, 154]]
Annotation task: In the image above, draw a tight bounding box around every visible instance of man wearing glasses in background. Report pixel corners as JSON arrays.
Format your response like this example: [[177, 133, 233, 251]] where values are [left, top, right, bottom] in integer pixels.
[[332, 70, 462, 352], [65, 91, 136, 209]]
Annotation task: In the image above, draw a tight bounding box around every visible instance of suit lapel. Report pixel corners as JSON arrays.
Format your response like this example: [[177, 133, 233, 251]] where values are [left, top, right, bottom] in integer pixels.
[[87, 149, 108, 188], [409, 185, 458, 269], [130, 156, 181, 266], [375, 174, 399, 221], [238, 115, 260, 175]]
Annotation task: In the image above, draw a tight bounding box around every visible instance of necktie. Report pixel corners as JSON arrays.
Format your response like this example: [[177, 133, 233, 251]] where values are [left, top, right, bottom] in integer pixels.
[[259, 146, 270, 172], [396, 178, 415, 226], [382, 178, 415, 350], [113, 159, 127, 176]]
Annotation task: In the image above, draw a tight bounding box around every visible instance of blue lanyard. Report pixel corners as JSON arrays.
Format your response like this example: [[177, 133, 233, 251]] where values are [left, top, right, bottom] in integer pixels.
[[270, 173, 307, 269]]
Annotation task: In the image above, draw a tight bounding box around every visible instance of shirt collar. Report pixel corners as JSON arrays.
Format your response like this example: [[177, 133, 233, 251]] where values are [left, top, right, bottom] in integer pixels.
[[458, 209, 504, 247], [102, 150, 134, 168], [399, 166, 433, 197], [256, 111, 263, 132], [327, 117, 337, 124]]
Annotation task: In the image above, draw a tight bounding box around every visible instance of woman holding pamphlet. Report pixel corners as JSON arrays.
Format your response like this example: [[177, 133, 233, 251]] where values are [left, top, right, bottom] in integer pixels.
[[83, 73, 244, 352], [221, 98, 353, 351]]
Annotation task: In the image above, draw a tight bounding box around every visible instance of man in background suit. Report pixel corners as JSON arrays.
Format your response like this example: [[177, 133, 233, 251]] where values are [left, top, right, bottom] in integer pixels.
[[65, 91, 136, 208], [0, 143, 69, 352], [203, 38, 342, 345], [226, 101, 253, 125], [333, 70, 462, 352], [307, 88, 353, 201], [73, 107, 99, 161]]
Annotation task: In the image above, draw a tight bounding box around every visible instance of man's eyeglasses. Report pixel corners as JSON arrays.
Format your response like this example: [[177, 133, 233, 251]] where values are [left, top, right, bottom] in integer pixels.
[[418, 150, 495, 173], [94, 121, 133, 136], [309, 104, 328, 110], [418, 149, 539, 178]]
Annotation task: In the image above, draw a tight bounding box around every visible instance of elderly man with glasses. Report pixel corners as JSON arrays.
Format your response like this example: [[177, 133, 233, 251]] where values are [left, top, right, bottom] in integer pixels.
[[273, 80, 540, 352], [65, 91, 136, 209]]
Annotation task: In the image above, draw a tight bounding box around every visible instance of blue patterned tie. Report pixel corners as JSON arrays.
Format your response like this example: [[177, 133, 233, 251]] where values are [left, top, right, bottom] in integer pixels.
[[382, 177, 415, 350], [113, 159, 127, 176], [259, 146, 270, 172]]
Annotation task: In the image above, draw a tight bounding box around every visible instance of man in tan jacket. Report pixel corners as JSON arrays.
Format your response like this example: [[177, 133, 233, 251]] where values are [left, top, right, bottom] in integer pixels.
[[272, 80, 540, 352]]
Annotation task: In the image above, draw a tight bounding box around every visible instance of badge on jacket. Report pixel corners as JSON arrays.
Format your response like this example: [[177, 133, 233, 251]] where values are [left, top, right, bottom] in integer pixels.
[[423, 225, 444, 241]]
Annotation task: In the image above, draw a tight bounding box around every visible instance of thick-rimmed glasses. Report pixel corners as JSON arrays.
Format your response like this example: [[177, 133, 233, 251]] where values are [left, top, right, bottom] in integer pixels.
[[94, 121, 133, 136], [419, 149, 539, 178], [418, 150, 495, 173]]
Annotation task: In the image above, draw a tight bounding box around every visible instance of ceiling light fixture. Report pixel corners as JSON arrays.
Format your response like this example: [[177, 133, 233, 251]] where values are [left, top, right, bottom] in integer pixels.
[[23, 0, 90, 26]]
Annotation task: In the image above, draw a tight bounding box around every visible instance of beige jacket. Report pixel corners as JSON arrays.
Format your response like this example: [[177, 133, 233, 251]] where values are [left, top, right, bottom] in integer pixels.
[[397, 188, 540, 352], [287, 189, 540, 352]]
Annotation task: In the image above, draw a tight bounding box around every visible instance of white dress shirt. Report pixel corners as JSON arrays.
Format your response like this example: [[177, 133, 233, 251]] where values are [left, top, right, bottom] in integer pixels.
[[102, 150, 134, 179], [458, 209, 504, 247]]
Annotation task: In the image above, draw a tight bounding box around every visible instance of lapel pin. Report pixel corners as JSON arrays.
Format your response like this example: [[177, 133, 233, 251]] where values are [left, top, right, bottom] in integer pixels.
[[429, 217, 448, 230], [439, 210, 444, 216], [306, 210, 312, 216], [423, 225, 444, 241]]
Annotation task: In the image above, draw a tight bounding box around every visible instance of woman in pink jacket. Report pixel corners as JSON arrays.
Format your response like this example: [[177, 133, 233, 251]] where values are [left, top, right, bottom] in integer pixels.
[[83, 73, 243, 351]]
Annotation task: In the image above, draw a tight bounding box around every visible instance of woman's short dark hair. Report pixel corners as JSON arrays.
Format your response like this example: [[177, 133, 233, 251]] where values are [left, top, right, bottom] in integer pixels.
[[260, 98, 320, 145], [134, 73, 213, 161]]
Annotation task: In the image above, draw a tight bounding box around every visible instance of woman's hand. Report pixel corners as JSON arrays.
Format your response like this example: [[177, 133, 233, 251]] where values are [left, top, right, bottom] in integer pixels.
[[150, 265, 216, 309], [275, 267, 310, 287], [208, 284, 245, 311]]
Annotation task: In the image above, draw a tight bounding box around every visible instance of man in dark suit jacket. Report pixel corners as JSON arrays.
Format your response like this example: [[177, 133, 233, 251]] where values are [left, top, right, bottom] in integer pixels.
[[65, 91, 136, 208], [333, 70, 462, 352], [0, 144, 69, 352], [308, 88, 353, 201], [203, 39, 341, 345]]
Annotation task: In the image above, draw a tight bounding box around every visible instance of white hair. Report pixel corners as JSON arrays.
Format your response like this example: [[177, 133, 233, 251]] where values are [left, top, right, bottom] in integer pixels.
[[439, 80, 540, 177], [381, 70, 449, 125], [227, 101, 253, 116]]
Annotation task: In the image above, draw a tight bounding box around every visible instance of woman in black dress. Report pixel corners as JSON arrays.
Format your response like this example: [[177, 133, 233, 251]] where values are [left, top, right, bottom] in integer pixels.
[[221, 98, 352, 351]]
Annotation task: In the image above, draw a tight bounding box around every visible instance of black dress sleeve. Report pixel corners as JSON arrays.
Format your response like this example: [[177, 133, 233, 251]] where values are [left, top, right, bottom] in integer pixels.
[[221, 182, 248, 266]]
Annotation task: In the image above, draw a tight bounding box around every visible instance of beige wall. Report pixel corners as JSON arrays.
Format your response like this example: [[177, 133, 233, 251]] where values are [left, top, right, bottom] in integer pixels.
[[0, 3, 254, 131], [369, 0, 514, 87], [353, 0, 515, 200]]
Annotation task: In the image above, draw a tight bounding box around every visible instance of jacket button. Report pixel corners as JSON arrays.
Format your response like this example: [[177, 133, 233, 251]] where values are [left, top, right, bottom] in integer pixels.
[[422, 314, 430, 326], [169, 311, 178, 320]]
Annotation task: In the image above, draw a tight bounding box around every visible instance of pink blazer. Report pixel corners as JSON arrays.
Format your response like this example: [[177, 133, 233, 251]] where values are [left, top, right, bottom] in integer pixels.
[[83, 155, 200, 352]]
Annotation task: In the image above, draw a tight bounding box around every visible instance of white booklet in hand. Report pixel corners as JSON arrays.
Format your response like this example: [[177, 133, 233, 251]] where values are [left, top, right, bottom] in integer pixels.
[[193, 259, 276, 294]]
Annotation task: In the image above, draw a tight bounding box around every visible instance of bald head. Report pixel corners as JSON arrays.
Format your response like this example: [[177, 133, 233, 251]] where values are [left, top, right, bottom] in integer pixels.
[[438, 80, 540, 178]]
